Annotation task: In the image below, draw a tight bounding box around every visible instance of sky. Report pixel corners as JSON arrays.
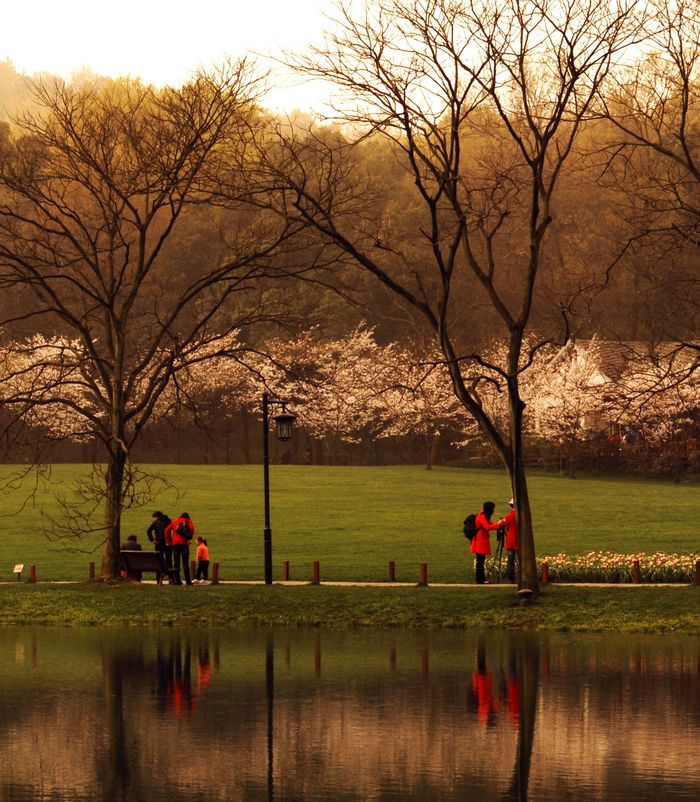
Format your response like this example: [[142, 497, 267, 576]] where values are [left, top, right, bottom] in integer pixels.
[[1, 0, 337, 111]]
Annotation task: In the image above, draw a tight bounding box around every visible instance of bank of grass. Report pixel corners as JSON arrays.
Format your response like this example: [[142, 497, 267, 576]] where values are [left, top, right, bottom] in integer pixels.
[[1, 583, 699, 633], [2, 464, 699, 582]]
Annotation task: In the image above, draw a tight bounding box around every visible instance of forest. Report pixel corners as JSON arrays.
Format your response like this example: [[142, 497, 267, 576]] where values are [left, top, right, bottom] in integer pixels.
[[0, 0, 697, 579]]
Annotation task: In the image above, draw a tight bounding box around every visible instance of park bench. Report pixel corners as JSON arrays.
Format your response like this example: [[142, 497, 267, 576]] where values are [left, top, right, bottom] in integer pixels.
[[119, 550, 177, 585]]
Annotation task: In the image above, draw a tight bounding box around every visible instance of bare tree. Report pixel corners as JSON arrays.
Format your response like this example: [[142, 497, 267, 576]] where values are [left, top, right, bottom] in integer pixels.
[[597, 0, 700, 347], [262, 0, 642, 591], [0, 63, 301, 578]]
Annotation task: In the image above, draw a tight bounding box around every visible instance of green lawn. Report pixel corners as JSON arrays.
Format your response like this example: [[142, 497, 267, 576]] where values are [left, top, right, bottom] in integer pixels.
[[1, 584, 699, 632], [1, 464, 698, 582]]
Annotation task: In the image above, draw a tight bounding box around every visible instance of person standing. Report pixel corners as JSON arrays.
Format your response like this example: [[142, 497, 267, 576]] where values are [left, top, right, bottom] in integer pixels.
[[504, 499, 519, 584], [147, 510, 172, 583], [194, 536, 210, 583], [166, 512, 195, 586], [471, 501, 503, 585]]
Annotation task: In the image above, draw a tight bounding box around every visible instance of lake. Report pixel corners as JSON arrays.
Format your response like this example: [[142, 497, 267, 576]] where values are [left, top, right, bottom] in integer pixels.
[[1, 627, 699, 801]]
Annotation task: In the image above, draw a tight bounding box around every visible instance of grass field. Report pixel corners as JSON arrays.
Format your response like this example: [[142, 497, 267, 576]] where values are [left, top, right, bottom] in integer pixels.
[[1, 584, 699, 632], [1, 464, 699, 582]]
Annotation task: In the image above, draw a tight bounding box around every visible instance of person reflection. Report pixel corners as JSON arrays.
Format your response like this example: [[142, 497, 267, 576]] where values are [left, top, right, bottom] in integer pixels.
[[155, 636, 211, 719], [469, 638, 500, 727]]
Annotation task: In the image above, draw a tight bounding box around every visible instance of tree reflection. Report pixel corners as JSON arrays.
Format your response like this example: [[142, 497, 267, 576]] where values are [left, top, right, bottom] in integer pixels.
[[502, 637, 540, 802], [100, 642, 147, 802], [266, 631, 274, 802]]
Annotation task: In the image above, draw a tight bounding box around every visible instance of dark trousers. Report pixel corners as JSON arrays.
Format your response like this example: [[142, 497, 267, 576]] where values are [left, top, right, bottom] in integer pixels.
[[155, 542, 173, 583], [195, 560, 209, 581], [505, 549, 518, 584], [475, 553, 487, 584], [173, 544, 192, 585]]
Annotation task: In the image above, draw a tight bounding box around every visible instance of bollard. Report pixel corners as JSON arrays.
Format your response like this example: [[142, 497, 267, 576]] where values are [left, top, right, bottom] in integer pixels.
[[695, 559, 700, 585], [29, 565, 36, 583], [283, 560, 290, 582], [211, 562, 219, 585], [541, 561, 549, 585], [419, 562, 428, 586], [312, 560, 320, 585], [89, 562, 95, 581], [388, 560, 396, 582], [518, 588, 533, 607], [632, 559, 641, 584]]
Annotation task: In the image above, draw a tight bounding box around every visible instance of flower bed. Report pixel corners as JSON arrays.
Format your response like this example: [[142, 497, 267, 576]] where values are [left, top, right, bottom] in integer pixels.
[[537, 551, 700, 583]]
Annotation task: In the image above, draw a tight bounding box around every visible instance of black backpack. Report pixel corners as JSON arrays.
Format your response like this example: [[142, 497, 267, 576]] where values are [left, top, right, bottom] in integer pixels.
[[463, 514, 477, 541], [176, 519, 190, 539]]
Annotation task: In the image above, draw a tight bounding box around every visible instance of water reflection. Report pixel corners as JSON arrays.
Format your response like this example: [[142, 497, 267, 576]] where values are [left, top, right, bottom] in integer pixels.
[[0, 629, 699, 801]]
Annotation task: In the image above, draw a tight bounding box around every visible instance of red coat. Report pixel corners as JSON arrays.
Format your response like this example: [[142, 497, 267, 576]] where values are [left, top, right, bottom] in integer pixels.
[[165, 516, 195, 546], [470, 511, 502, 555], [504, 509, 518, 551]]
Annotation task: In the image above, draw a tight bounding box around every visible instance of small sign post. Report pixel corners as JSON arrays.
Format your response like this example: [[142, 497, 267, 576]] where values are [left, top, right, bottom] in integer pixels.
[[13, 564, 24, 581]]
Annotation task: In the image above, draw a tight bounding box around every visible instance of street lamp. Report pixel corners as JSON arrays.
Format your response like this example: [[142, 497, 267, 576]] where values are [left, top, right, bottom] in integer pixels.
[[262, 392, 296, 585]]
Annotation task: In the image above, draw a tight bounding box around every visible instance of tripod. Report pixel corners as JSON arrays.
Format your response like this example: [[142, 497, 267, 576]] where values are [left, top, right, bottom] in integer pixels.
[[486, 527, 505, 584]]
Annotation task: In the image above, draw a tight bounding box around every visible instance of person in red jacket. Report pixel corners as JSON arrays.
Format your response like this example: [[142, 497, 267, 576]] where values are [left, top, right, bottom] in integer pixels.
[[471, 501, 503, 584], [165, 512, 195, 586], [504, 498, 519, 584]]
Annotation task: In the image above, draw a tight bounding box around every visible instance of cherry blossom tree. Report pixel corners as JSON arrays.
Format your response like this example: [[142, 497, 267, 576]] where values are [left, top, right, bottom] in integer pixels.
[[609, 347, 699, 472], [377, 344, 468, 469], [525, 339, 612, 477], [261, 327, 394, 464]]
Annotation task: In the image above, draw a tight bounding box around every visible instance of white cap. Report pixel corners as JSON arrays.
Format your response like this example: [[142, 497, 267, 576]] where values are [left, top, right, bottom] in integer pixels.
[[509, 498, 514, 505]]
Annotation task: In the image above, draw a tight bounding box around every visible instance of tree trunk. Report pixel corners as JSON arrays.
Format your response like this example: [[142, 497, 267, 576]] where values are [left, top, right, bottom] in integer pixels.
[[426, 429, 439, 470], [101, 443, 127, 579], [240, 410, 251, 464], [508, 391, 539, 594], [567, 437, 577, 479]]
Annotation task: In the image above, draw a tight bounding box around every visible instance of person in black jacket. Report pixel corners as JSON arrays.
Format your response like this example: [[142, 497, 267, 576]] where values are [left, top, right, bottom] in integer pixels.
[[147, 510, 172, 583]]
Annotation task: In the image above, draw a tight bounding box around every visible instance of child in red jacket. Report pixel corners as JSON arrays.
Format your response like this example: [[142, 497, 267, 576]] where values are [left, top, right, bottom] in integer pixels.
[[194, 536, 210, 583]]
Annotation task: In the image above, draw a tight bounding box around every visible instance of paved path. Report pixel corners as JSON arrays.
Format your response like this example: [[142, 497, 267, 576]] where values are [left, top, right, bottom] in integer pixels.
[[1, 579, 692, 587]]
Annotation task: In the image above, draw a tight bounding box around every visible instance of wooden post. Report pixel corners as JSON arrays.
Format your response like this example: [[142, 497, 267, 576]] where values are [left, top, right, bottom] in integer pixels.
[[419, 562, 428, 586], [283, 560, 290, 581], [388, 560, 396, 582], [632, 559, 641, 584], [541, 561, 549, 585], [211, 562, 219, 585], [190, 560, 196, 579], [29, 564, 36, 583], [89, 562, 95, 581], [695, 559, 700, 585], [312, 560, 320, 584]]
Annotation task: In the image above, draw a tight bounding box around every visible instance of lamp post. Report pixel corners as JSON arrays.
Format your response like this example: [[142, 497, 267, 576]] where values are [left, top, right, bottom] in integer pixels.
[[262, 392, 296, 585]]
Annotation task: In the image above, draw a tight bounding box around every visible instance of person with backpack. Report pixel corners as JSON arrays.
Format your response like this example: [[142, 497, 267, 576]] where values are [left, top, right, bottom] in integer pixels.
[[470, 501, 504, 585], [165, 512, 195, 586], [503, 498, 519, 584], [147, 510, 173, 583]]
